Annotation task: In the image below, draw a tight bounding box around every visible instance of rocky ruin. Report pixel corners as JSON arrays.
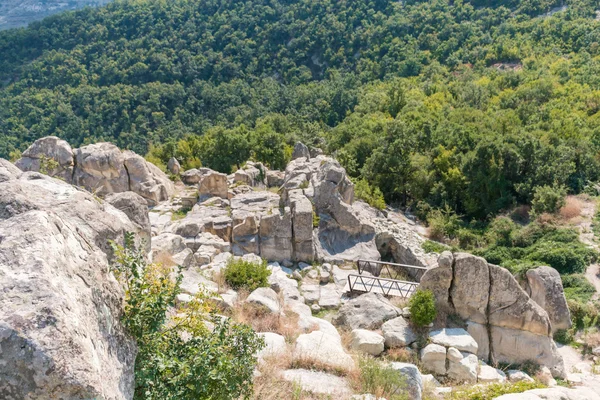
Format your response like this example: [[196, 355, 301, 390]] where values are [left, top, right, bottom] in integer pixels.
[[3, 137, 598, 399]]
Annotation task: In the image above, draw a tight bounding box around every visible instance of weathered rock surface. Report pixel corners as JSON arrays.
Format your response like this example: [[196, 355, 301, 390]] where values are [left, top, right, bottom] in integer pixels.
[[523, 266, 572, 332], [390, 362, 423, 400], [105, 192, 151, 251], [494, 386, 600, 400], [167, 157, 180, 175], [334, 292, 400, 330], [198, 170, 228, 200], [281, 369, 352, 396], [429, 328, 478, 354], [0, 171, 137, 399], [256, 332, 286, 361], [382, 316, 417, 348], [421, 252, 565, 378], [0, 158, 22, 182], [350, 329, 385, 356], [420, 344, 447, 376], [15, 136, 174, 205], [293, 331, 354, 372], [247, 287, 281, 314], [15, 136, 74, 181]]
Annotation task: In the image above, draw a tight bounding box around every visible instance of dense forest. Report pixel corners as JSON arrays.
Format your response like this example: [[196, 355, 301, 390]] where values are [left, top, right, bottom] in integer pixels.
[[1, 0, 600, 221]]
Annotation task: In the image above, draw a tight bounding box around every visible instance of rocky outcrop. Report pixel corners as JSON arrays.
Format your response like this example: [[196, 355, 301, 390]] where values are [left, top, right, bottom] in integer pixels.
[[0, 170, 137, 399], [420, 252, 565, 378], [0, 158, 22, 182], [291, 142, 310, 160], [167, 157, 180, 175], [198, 170, 228, 200], [15, 136, 75, 181], [105, 192, 152, 252], [15, 136, 174, 205], [522, 266, 572, 332]]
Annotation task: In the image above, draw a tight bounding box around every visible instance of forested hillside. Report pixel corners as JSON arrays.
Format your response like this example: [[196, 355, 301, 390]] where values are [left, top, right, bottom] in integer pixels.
[[1, 0, 600, 220]]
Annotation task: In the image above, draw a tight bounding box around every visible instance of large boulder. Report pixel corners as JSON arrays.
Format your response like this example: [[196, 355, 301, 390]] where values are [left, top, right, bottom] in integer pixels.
[[523, 266, 572, 332], [73, 142, 130, 195], [350, 329, 385, 356], [0, 172, 137, 399], [289, 190, 315, 262], [167, 157, 180, 175], [421, 252, 565, 378], [389, 362, 423, 400], [198, 170, 228, 200], [105, 192, 152, 251], [16, 137, 174, 204], [382, 316, 417, 348], [15, 136, 74, 181], [334, 292, 400, 330], [291, 142, 310, 160], [123, 151, 174, 206]]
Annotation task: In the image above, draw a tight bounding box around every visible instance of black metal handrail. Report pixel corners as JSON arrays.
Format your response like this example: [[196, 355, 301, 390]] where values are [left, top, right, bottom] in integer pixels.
[[347, 274, 419, 298], [357, 259, 427, 282]]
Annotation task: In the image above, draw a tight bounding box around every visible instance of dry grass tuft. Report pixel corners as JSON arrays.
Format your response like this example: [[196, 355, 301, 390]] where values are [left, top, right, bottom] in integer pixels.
[[385, 347, 419, 364], [153, 251, 176, 267], [560, 196, 583, 220], [231, 297, 302, 342]]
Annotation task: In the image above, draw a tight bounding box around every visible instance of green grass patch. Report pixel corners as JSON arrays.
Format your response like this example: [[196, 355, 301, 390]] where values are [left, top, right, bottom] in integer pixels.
[[447, 380, 545, 400]]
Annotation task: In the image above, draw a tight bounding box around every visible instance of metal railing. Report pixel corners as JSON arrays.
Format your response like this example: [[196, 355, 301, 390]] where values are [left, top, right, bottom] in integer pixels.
[[357, 259, 428, 282], [347, 274, 419, 298]]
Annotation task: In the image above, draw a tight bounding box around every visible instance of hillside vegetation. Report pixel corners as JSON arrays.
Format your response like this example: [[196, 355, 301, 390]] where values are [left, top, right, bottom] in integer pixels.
[[1, 0, 600, 222]]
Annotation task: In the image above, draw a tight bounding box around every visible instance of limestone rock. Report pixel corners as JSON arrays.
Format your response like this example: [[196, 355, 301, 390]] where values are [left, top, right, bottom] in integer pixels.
[[429, 328, 478, 354], [446, 347, 463, 363], [167, 157, 181, 175], [293, 331, 354, 372], [451, 253, 490, 325], [266, 170, 285, 187], [281, 369, 352, 396], [420, 344, 447, 376], [123, 151, 174, 206], [198, 170, 228, 200], [418, 251, 453, 311], [382, 316, 417, 348], [0, 173, 137, 399], [350, 329, 385, 356], [478, 365, 506, 383], [181, 168, 210, 185], [389, 362, 423, 400], [256, 332, 286, 361], [105, 192, 151, 251], [494, 387, 600, 400], [292, 142, 310, 160], [247, 287, 281, 314], [0, 158, 22, 182], [506, 370, 534, 383], [447, 353, 478, 384], [334, 292, 400, 330], [524, 266, 572, 332], [289, 190, 314, 262], [318, 283, 340, 309], [15, 136, 74, 181], [73, 142, 129, 195], [259, 208, 293, 262]]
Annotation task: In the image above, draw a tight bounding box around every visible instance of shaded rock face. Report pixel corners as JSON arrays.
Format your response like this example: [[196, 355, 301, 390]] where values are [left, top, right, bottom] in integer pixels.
[[522, 266, 572, 332], [0, 170, 137, 399], [420, 252, 565, 378], [105, 192, 152, 252], [15, 136, 174, 205], [282, 151, 379, 263]]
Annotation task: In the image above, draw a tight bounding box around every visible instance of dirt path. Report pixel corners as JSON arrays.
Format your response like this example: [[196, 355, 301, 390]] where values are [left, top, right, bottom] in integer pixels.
[[574, 197, 600, 301]]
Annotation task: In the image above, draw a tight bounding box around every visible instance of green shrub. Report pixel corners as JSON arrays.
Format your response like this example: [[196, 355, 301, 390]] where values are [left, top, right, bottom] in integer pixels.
[[409, 289, 437, 327], [223, 257, 271, 291], [562, 274, 597, 303], [448, 380, 545, 400], [531, 185, 567, 217], [525, 241, 593, 274], [427, 206, 461, 241], [355, 178, 386, 210], [110, 233, 264, 400], [422, 240, 450, 254], [356, 356, 408, 400], [486, 216, 517, 247], [312, 211, 320, 228]]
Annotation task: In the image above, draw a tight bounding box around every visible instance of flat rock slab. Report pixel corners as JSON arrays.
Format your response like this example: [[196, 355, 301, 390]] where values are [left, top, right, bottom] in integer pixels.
[[281, 369, 352, 396], [429, 328, 478, 354]]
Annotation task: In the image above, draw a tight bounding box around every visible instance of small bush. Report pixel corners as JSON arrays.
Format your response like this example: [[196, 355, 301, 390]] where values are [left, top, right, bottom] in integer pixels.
[[562, 274, 597, 303], [531, 185, 567, 217], [223, 257, 271, 291], [427, 206, 461, 241], [422, 240, 450, 254], [486, 216, 517, 247], [312, 211, 320, 228], [355, 178, 386, 210], [110, 233, 264, 400], [409, 289, 437, 327]]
